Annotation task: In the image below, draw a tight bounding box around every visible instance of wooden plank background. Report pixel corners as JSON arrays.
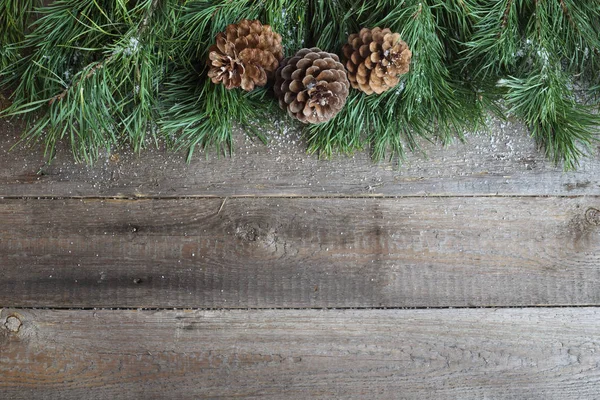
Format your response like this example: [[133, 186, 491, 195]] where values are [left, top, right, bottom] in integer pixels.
[[1, 116, 600, 398], [1, 197, 599, 308], [1, 117, 599, 198], [2, 308, 600, 399]]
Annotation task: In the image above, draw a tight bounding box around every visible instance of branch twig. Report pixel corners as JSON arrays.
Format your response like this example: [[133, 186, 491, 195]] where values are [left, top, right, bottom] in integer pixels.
[[48, 54, 114, 105], [48, 0, 160, 105], [500, 0, 513, 31]]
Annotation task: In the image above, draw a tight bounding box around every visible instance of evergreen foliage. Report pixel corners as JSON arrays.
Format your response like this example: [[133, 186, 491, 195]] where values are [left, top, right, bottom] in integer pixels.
[[0, 0, 598, 168]]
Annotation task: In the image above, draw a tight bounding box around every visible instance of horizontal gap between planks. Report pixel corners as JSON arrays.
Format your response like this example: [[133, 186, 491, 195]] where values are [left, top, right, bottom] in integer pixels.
[[0, 194, 598, 200], [4, 305, 600, 311]]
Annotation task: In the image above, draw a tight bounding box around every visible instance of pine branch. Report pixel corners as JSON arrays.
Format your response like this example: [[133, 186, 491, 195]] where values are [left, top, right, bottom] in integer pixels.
[[48, 53, 116, 105], [1, 0, 172, 162], [499, 71, 598, 170], [261, 0, 308, 56], [0, 0, 597, 168], [460, 0, 599, 169], [461, 0, 522, 79], [551, 0, 600, 79], [159, 67, 274, 161], [305, 92, 367, 157], [494, 0, 600, 169], [375, 0, 483, 145], [306, 0, 484, 163], [308, 0, 371, 52], [0, 0, 39, 70]]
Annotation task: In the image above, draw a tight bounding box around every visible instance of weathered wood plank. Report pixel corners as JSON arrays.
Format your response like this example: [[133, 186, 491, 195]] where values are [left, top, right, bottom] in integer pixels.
[[1, 118, 599, 198], [1, 197, 599, 308], [2, 308, 600, 399]]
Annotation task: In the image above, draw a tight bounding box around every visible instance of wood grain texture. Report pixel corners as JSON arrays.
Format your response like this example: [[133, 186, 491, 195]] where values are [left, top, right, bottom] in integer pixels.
[[1, 118, 599, 198], [1, 197, 599, 308], [2, 308, 600, 399]]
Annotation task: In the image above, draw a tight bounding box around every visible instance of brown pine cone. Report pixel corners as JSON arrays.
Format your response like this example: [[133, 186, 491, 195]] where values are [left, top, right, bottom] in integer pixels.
[[274, 48, 350, 124], [208, 19, 284, 91], [343, 27, 412, 95]]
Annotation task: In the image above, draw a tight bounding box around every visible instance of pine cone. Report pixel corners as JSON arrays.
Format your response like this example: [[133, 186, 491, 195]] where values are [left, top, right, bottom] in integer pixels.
[[274, 48, 350, 124], [208, 19, 284, 91], [343, 27, 412, 95]]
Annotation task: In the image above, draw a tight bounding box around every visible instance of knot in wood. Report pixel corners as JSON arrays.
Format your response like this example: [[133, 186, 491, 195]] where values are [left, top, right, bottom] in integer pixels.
[[585, 208, 600, 226], [236, 225, 259, 242], [4, 315, 22, 333]]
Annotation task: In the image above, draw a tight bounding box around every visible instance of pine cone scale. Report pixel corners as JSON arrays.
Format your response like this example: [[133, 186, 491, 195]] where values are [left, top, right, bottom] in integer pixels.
[[291, 68, 304, 81], [295, 58, 312, 70], [316, 70, 335, 82], [289, 80, 303, 93], [359, 45, 370, 58], [284, 91, 295, 104], [290, 100, 303, 113]]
